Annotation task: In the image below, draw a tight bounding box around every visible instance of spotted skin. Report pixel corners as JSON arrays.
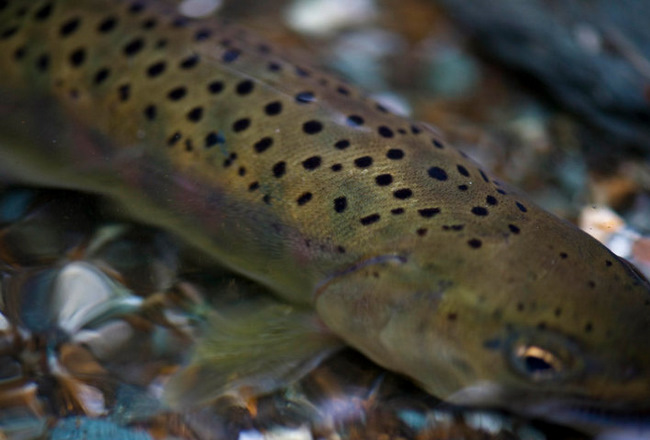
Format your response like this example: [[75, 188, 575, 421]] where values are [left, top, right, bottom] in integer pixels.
[[1, 0, 650, 428]]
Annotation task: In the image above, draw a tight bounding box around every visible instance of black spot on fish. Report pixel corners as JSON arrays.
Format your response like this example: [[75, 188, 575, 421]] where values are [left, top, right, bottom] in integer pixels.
[[187, 106, 203, 122], [386, 149, 404, 160], [236, 79, 254, 95], [516, 202, 528, 213], [560, 252, 568, 259], [458, 184, 468, 191], [254, 137, 273, 153], [432, 139, 444, 149], [472, 207, 488, 216], [167, 132, 181, 146], [146, 61, 166, 77], [272, 161, 286, 178], [141, 18, 156, 29], [205, 132, 225, 148], [335, 139, 350, 150], [233, 118, 250, 132], [143, 104, 156, 120], [457, 165, 470, 177], [208, 80, 224, 94], [296, 192, 312, 206], [334, 197, 347, 213], [331, 164, 342, 172], [34, 3, 53, 20], [337, 86, 350, 96], [419, 208, 440, 218], [168, 86, 186, 100], [69, 47, 85, 67], [378, 126, 394, 138], [428, 166, 448, 181], [248, 181, 259, 191], [118, 83, 130, 101], [411, 125, 421, 134], [479, 169, 490, 183], [468, 239, 482, 249], [417, 228, 428, 237], [391, 208, 405, 215], [264, 101, 282, 116], [94, 68, 110, 84], [303, 120, 323, 135], [346, 115, 364, 127], [129, 2, 144, 13], [376, 174, 392, 186], [360, 214, 380, 225], [180, 54, 200, 69], [486, 195, 498, 205], [13, 46, 26, 60], [123, 38, 144, 57], [267, 61, 281, 72], [59, 17, 80, 37], [497, 189, 507, 195], [98, 16, 117, 33], [1, 27, 17, 39], [508, 224, 520, 234], [302, 156, 321, 170], [354, 156, 373, 168], [222, 48, 240, 63], [393, 189, 412, 199], [36, 53, 49, 72]]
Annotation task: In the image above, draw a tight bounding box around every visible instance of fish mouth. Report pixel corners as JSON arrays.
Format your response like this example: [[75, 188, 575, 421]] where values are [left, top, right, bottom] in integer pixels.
[[447, 383, 650, 433]]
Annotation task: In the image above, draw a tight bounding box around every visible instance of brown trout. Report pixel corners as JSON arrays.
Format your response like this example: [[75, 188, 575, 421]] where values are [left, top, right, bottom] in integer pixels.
[[1, 0, 650, 430]]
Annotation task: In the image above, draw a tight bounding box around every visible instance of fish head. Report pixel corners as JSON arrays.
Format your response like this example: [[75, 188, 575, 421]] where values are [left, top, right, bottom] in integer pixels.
[[315, 204, 650, 430]]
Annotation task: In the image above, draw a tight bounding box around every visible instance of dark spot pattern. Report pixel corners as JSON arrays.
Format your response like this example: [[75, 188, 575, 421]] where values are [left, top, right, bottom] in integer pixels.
[[98, 17, 117, 33], [123, 38, 144, 56], [143, 104, 156, 120], [508, 224, 520, 234], [272, 161, 286, 178], [391, 208, 404, 215], [264, 101, 282, 116], [375, 174, 392, 186], [208, 80, 224, 94], [205, 131, 225, 148], [236, 80, 254, 95], [34, 3, 53, 20], [303, 120, 323, 135], [486, 195, 498, 205], [360, 214, 380, 225], [334, 140, 350, 150], [516, 202, 528, 213], [471, 207, 488, 216], [60, 17, 80, 37], [179, 54, 199, 69], [419, 208, 440, 218], [302, 156, 321, 170], [428, 167, 448, 181], [378, 126, 394, 138], [393, 189, 412, 199], [354, 156, 372, 168], [187, 107, 203, 122], [457, 165, 469, 177], [94, 68, 110, 84], [387, 149, 404, 160], [167, 86, 186, 100], [69, 47, 85, 66], [254, 137, 273, 153], [147, 61, 166, 77], [334, 197, 347, 213], [296, 192, 312, 206], [468, 239, 482, 249], [232, 118, 250, 132], [346, 115, 364, 127]]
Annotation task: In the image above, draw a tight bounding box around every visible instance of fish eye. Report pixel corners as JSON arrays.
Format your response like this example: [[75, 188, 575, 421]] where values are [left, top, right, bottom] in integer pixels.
[[512, 344, 564, 381]]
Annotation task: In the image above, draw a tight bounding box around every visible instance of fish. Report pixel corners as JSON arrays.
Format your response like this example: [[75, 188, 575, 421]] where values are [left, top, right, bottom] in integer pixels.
[[1, 0, 650, 432]]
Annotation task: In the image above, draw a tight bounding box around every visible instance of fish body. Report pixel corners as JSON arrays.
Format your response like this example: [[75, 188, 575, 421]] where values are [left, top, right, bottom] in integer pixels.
[[1, 0, 650, 430]]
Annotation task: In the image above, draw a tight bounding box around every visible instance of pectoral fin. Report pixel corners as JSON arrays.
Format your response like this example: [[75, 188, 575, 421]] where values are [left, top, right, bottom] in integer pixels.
[[163, 300, 343, 409]]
